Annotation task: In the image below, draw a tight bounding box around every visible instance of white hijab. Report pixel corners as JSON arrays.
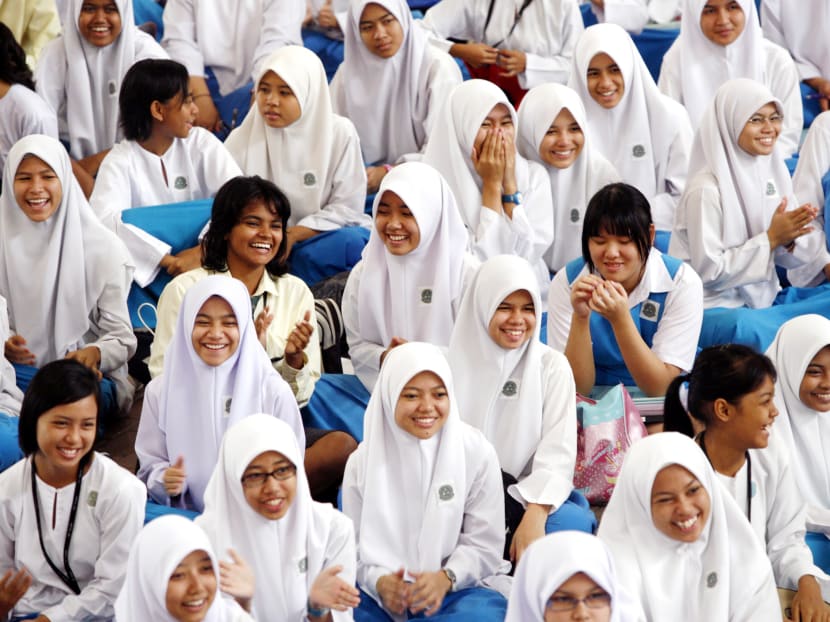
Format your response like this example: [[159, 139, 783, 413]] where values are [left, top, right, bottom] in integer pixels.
[[356, 341, 467, 574], [598, 432, 777, 621], [357, 161, 468, 349], [517, 82, 619, 271], [766, 315, 830, 528], [159, 275, 303, 511], [0, 134, 131, 365], [197, 414, 331, 622], [569, 23, 682, 202], [449, 255, 544, 479], [333, 0, 429, 164], [225, 46, 336, 225], [115, 515, 235, 622], [676, 0, 764, 128], [506, 531, 644, 622], [422, 79, 533, 233]]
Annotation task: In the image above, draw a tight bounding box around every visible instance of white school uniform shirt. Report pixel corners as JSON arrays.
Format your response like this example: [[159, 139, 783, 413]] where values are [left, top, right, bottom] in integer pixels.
[[0, 453, 145, 621], [342, 342, 511, 610], [90, 128, 242, 287], [422, 80, 553, 290], [517, 82, 620, 272], [342, 162, 478, 390], [162, 0, 303, 95], [226, 45, 370, 231], [0, 296, 22, 417], [597, 433, 780, 622], [136, 276, 303, 512], [669, 79, 820, 309], [569, 23, 692, 231], [0, 134, 137, 411], [419, 0, 584, 89], [760, 0, 830, 82], [589, 0, 680, 34], [547, 248, 703, 373], [766, 314, 830, 533], [657, 0, 802, 157], [115, 515, 253, 622], [450, 255, 576, 511], [330, 0, 462, 165], [0, 84, 58, 176], [34, 0, 167, 159], [197, 415, 357, 622]]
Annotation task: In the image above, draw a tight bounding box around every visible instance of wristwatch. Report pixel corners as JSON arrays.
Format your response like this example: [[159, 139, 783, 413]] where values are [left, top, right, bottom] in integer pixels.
[[501, 191, 522, 205], [442, 567, 457, 592], [307, 598, 331, 618]]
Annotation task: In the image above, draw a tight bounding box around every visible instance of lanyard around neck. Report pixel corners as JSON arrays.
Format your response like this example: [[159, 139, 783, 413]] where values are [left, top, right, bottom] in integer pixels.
[[483, 0, 534, 48]]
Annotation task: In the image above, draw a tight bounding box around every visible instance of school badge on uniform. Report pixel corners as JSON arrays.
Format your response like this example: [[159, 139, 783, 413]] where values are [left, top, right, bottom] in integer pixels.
[[632, 144, 646, 158], [570, 208, 580, 223], [223, 397, 232, 417], [87, 491, 98, 507], [298, 557, 308, 573], [640, 300, 660, 321], [174, 176, 188, 190], [420, 288, 433, 304], [438, 485, 454, 501], [706, 572, 718, 588], [765, 180, 776, 196], [502, 380, 518, 397], [303, 172, 316, 186]]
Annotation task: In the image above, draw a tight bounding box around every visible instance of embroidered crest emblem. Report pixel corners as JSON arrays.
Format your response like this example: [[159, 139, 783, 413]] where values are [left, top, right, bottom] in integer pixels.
[[298, 557, 308, 573], [502, 380, 518, 396], [570, 208, 580, 223], [223, 397, 232, 417], [174, 176, 187, 190], [438, 485, 454, 501], [706, 572, 718, 588], [632, 144, 646, 158], [108, 80, 117, 95], [303, 172, 316, 186], [87, 491, 98, 507], [420, 288, 433, 304], [640, 300, 659, 320], [765, 181, 776, 196]]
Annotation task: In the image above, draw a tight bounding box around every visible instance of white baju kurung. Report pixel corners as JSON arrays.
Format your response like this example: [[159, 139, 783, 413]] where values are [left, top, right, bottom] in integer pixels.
[[589, 0, 680, 33], [0, 84, 58, 175], [760, 0, 830, 83]]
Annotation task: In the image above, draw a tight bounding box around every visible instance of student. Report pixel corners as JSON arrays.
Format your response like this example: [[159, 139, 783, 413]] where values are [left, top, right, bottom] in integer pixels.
[[90, 58, 242, 287], [516, 82, 619, 273], [547, 183, 703, 397], [330, 0, 462, 191], [423, 79, 553, 291], [449, 255, 595, 563], [589, 0, 680, 34], [34, 0, 167, 177], [342, 342, 511, 621], [597, 432, 780, 621], [569, 22, 692, 237], [226, 45, 370, 285], [198, 414, 360, 621], [505, 531, 645, 622], [0, 23, 58, 179], [136, 275, 305, 512], [115, 514, 253, 621], [148, 176, 322, 409], [418, 0, 584, 104], [0, 134, 137, 416], [658, 0, 802, 157], [663, 344, 830, 618], [766, 315, 830, 573], [0, 359, 145, 621]]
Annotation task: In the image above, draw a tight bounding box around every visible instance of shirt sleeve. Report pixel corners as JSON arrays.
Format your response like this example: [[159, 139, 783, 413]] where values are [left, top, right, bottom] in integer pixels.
[[149, 274, 191, 378], [766, 42, 804, 159], [592, 0, 650, 34], [325, 512, 358, 622], [546, 269, 575, 354], [520, 2, 583, 89], [19, 0, 61, 69], [161, 0, 205, 77], [251, 0, 305, 80], [88, 267, 138, 373], [343, 264, 385, 391], [650, 115, 692, 231], [648, 262, 703, 372], [135, 379, 184, 506]]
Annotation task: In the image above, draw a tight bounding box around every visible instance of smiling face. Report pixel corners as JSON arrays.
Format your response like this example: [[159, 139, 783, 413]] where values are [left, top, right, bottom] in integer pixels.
[[799, 345, 830, 412], [721, 375, 778, 449], [587, 228, 649, 293], [13, 155, 62, 223], [165, 549, 217, 622], [586, 53, 624, 109], [155, 91, 198, 139], [374, 190, 420, 255], [650, 464, 711, 543], [241, 450, 297, 520], [190, 296, 240, 367], [699, 0, 746, 47], [394, 371, 449, 440], [35, 394, 97, 483], [539, 107, 584, 170], [545, 572, 612, 622], [225, 199, 283, 272], [488, 290, 536, 350], [474, 103, 514, 153], [256, 71, 302, 129], [737, 103, 782, 156], [78, 0, 122, 47], [359, 3, 404, 58]]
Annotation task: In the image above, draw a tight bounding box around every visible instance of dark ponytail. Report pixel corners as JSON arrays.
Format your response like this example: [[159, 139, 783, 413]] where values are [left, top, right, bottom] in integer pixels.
[[0, 24, 35, 90], [663, 373, 695, 437]]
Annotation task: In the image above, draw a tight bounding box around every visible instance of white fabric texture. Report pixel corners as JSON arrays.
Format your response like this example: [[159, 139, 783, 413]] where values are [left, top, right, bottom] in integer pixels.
[[114, 514, 252, 622], [517, 82, 620, 271], [197, 414, 356, 622], [0, 296, 22, 417], [225, 45, 369, 230], [449, 254, 576, 510], [761, 0, 830, 82], [34, 0, 166, 158], [569, 22, 692, 230], [590, 0, 680, 33], [342, 341, 509, 608], [0, 84, 58, 176], [597, 432, 780, 622], [136, 275, 303, 512]]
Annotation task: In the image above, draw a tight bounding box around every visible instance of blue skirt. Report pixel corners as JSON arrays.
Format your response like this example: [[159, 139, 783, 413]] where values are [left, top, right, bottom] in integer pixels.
[[354, 586, 507, 622]]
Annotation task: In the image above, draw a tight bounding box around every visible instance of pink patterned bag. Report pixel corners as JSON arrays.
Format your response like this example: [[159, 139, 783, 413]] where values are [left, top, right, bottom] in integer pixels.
[[573, 384, 647, 505]]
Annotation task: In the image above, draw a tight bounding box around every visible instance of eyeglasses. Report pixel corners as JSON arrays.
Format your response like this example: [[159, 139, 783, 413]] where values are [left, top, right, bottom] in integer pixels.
[[546, 592, 611, 612], [746, 113, 783, 126], [240, 465, 297, 489]]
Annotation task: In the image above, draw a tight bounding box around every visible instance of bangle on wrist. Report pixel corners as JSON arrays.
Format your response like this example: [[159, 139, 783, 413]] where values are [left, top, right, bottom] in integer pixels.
[[307, 599, 330, 618], [501, 191, 522, 205]]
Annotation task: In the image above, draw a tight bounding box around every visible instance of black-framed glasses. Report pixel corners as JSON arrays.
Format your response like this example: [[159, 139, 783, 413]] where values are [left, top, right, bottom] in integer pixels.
[[240, 465, 297, 489], [546, 592, 611, 612]]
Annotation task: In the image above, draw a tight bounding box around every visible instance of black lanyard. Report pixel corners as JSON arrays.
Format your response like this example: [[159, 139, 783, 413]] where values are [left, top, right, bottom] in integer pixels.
[[30, 456, 86, 595], [484, 0, 534, 48], [699, 432, 752, 522]]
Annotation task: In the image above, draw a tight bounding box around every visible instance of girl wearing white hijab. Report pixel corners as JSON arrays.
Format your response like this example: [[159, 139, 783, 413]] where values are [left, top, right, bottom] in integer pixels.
[[658, 0, 802, 157], [505, 531, 645, 622], [597, 432, 781, 621], [422, 79, 553, 291], [34, 0, 166, 169], [136, 274, 304, 512], [517, 82, 620, 272], [197, 414, 360, 621], [0, 134, 137, 416], [331, 0, 461, 190], [342, 341, 510, 621], [569, 22, 692, 235], [115, 515, 253, 622], [449, 255, 595, 565], [226, 45, 371, 284]]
